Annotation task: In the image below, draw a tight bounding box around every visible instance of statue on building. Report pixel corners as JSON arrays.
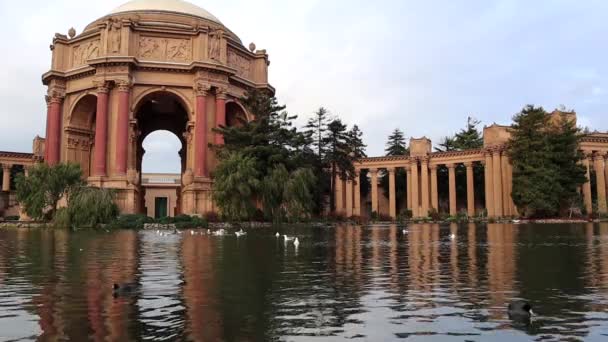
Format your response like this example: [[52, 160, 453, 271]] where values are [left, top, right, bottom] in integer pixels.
[[108, 18, 122, 53]]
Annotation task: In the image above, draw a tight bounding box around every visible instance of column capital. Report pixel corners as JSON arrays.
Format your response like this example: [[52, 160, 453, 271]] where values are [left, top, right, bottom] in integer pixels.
[[46, 85, 66, 103], [354, 169, 361, 176], [215, 86, 229, 100], [94, 80, 111, 94], [194, 79, 211, 96], [368, 167, 378, 174], [464, 161, 474, 168], [1, 163, 12, 170], [386, 167, 396, 173], [446, 163, 456, 169], [594, 152, 606, 162], [115, 78, 133, 92], [428, 164, 437, 171]]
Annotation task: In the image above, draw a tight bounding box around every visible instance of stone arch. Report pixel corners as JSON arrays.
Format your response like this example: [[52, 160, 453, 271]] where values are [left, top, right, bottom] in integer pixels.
[[225, 99, 251, 127], [131, 87, 194, 121], [65, 94, 97, 177]]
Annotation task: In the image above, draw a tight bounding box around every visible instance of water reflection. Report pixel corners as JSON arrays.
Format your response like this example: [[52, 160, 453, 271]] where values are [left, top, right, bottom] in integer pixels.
[[2, 223, 608, 340]]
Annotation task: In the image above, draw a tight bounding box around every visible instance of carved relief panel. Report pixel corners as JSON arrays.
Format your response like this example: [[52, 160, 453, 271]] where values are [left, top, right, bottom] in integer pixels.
[[72, 39, 100, 68], [138, 36, 192, 62], [227, 48, 251, 79]]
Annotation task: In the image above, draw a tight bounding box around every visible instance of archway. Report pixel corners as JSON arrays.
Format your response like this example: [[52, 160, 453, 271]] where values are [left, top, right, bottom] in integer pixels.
[[66, 94, 97, 177], [225, 101, 248, 127], [134, 91, 190, 217]]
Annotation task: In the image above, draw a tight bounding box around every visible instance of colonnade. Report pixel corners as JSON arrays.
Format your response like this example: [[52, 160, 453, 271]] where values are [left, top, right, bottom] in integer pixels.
[[335, 147, 517, 219], [582, 151, 608, 214]]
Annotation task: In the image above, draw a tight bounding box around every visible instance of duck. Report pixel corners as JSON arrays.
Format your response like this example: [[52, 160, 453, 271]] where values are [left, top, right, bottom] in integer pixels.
[[275, 232, 280, 238], [213, 229, 227, 236], [402, 229, 408, 235], [113, 283, 139, 296], [284, 235, 295, 242], [450, 233, 456, 240], [235, 229, 247, 237], [508, 300, 534, 320], [294, 237, 300, 247]]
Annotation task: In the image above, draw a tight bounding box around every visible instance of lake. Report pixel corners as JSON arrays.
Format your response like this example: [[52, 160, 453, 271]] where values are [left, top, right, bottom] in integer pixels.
[[1, 223, 608, 341]]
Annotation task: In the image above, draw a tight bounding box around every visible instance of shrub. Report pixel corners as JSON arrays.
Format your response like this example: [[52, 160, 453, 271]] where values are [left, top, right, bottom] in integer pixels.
[[399, 209, 413, 220], [349, 215, 366, 224], [428, 208, 441, 221], [67, 187, 118, 228], [174, 216, 207, 229], [4, 215, 20, 222], [204, 212, 219, 223], [108, 214, 154, 230]]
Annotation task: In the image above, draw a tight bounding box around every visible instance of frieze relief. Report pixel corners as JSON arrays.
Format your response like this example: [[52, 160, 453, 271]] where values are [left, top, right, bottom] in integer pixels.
[[72, 40, 100, 67], [227, 48, 251, 79], [138, 36, 192, 62], [67, 137, 92, 151]]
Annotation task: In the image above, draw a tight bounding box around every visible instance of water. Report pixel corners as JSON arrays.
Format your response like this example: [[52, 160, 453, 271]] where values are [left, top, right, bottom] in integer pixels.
[[1, 223, 608, 341]]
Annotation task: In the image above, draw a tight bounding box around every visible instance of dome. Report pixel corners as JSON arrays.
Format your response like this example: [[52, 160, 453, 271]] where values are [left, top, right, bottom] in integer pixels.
[[109, 0, 222, 24]]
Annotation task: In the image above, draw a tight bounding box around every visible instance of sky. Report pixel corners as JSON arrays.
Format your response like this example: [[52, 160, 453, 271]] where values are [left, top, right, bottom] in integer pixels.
[[0, 0, 607, 173]]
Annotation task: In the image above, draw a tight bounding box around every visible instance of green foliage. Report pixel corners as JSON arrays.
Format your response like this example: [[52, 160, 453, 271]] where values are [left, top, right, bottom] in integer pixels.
[[213, 152, 261, 222], [428, 208, 441, 221], [509, 105, 586, 217], [15, 163, 84, 220], [107, 214, 154, 230], [65, 187, 118, 228], [284, 168, 316, 222], [261, 164, 289, 222], [3, 216, 20, 221], [380, 128, 408, 209]]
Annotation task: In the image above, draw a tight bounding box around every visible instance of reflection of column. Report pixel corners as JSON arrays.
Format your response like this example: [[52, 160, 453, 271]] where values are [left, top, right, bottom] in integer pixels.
[[420, 157, 429, 217], [335, 174, 343, 214], [595, 153, 607, 214], [388, 167, 396, 219], [406, 165, 412, 210], [583, 154, 593, 214], [354, 171, 361, 216], [93, 82, 110, 176], [45, 91, 64, 166], [487, 223, 516, 318], [501, 153, 510, 216], [492, 148, 503, 217], [411, 161, 419, 217], [215, 89, 227, 145], [194, 82, 209, 177], [448, 163, 457, 215], [484, 152, 495, 217], [346, 179, 353, 217], [115, 80, 131, 175], [465, 162, 475, 216], [370, 168, 379, 213], [430, 164, 438, 211], [2, 164, 11, 192]]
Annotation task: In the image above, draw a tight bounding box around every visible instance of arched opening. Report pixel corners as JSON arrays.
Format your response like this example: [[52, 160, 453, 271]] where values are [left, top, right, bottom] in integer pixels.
[[66, 94, 97, 177], [135, 92, 189, 217], [225, 102, 248, 127]]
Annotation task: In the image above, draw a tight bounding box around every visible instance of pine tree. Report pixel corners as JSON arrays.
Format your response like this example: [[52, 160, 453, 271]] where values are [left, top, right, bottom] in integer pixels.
[[380, 129, 408, 210], [453, 117, 483, 150], [324, 119, 356, 211], [305, 107, 332, 160]]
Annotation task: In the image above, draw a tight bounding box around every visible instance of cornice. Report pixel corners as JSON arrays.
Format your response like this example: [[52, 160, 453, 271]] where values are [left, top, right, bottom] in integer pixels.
[[0, 151, 34, 160]]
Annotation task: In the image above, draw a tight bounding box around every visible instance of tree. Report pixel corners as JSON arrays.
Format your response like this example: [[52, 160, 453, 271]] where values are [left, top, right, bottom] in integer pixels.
[[15, 163, 84, 220], [453, 117, 484, 150], [324, 119, 356, 211], [261, 164, 290, 223], [284, 168, 317, 222], [305, 107, 332, 160], [212, 152, 261, 222], [55, 187, 118, 228], [380, 129, 408, 210], [508, 105, 586, 217]]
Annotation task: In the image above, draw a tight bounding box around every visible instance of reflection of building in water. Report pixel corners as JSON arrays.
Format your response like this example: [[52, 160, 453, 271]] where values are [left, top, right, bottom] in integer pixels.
[[467, 223, 478, 291], [408, 224, 440, 293], [486, 224, 517, 318], [335, 225, 363, 284], [181, 235, 222, 341]]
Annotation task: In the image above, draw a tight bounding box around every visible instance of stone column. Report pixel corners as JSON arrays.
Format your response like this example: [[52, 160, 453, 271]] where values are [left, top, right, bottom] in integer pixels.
[[115, 80, 131, 175], [447, 163, 457, 216], [594, 153, 607, 214], [501, 153, 510, 216], [492, 148, 503, 217], [388, 167, 396, 219], [354, 170, 361, 216], [583, 154, 593, 215], [194, 81, 210, 177], [346, 179, 354, 217], [370, 168, 379, 214], [406, 165, 412, 210], [420, 157, 430, 217], [45, 89, 64, 166], [2, 164, 11, 192], [215, 88, 227, 145], [430, 164, 438, 211], [411, 161, 419, 217], [335, 174, 344, 214], [484, 152, 495, 217], [93, 82, 110, 176], [465, 162, 475, 217]]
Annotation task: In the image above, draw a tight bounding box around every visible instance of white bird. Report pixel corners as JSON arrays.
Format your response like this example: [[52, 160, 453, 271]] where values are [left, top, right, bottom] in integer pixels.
[[190, 230, 195, 235], [235, 229, 247, 237], [512, 219, 521, 224], [294, 238, 300, 247], [207, 229, 211, 234], [275, 232, 280, 238], [284, 235, 295, 242], [402, 229, 408, 234], [450, 233, 456, 240]]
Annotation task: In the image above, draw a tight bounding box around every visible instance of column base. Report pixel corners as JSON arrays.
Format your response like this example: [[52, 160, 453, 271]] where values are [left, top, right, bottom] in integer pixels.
[[181, 177, 215, 216]]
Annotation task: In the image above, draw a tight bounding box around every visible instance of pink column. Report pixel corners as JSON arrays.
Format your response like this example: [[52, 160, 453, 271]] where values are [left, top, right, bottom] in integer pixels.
[[45, 93, 64, 166], [215, 89, 227, 145], [115, 81, 131, 175], [194, 83, 209, 177], [93, 82, 110, 176]]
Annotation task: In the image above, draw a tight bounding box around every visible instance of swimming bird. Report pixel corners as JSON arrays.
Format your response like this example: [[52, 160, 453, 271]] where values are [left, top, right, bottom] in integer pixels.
[[275, 232, 280, 238], [113, 283, 139, 296], [508, 300, 534, 320], [284, 235, 295, 242], [235, 229, 247, 237], [450, 233, 456, 240], [190, 230, 195, 235], [402, 229, 408, 234], [294, 237, 300, 247]]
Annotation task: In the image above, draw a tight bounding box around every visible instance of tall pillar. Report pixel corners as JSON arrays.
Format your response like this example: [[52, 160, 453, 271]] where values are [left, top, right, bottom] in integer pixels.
[[501, 153, 510, 216], [194, 81, 209, 177], [583, 155, 593, 215], [406, 165, 412, 210], [492, 148, 503, 217], [2, 164, 11, 192], [370, 168, 379, 214], [215, 88, 227, 145], [448, 163, 457, 216], [507, 160, 516, 216], [45, 89, 64, 166], [335, 174, 344, 214], [430, 164, 438, 211], [465, 162, 475, 217], [354, 170, 361, 216], [484, 152, 495, 217], [388, 167, 396, 219], [115, 80, 131, 175], [346, 179, 354, 217], [420, 157, 430, 217], [411, 161, 419, 217], [93, 82, 110, 176], [595, 153, 607, 214]]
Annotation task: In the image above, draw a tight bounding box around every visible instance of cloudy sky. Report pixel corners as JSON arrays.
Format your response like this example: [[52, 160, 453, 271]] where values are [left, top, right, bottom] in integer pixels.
[[1, 0, 607, 173]]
